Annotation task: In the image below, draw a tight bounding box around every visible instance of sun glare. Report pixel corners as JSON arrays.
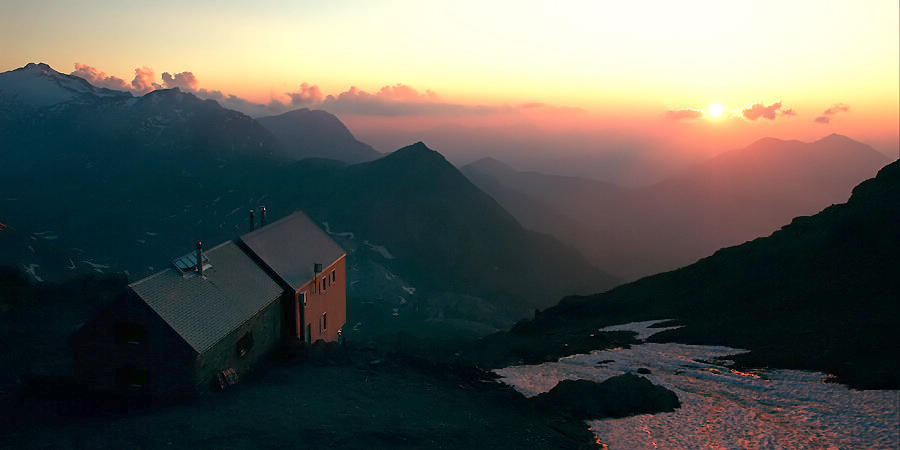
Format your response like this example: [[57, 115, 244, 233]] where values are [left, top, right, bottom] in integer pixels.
[[708, 103, 724, 118]]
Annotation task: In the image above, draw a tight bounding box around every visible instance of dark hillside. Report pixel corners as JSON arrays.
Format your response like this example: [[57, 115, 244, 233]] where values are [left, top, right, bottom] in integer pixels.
[[475, 159, 900, 389], [257, 108, 381, 163], [465, 136, 890, 281], [285, 142, 619, 315]]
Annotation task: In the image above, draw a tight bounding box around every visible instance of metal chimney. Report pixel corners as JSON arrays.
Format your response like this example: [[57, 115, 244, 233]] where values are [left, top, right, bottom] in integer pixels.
[[196, 241, 204, 276], [249, 209, 255, 231], [259, 206, 267, 227], [313, 263, 322, 293]]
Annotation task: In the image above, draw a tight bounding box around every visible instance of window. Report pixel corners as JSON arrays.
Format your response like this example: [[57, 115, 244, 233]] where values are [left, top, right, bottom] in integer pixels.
[[322, 312, 327, 332], [300, 291, 307, 307], [236, 332, 254, 358], [321, 277, 326, 292], [114, 322, 146, 345], [331, 270, 336, 284]]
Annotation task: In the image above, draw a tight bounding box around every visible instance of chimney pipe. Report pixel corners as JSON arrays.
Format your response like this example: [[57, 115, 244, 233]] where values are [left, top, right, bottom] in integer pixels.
[[259, 206, 267, 227], [249, 209, 255, 231], [196, 240, 204, 276], [313, 263, 322, 293]]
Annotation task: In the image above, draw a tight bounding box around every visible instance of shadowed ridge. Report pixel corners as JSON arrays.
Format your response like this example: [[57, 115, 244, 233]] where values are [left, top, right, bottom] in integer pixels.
[[464, 156, 518, 176], [0, 62, 132, 107], [331, 141, 620, 312], [358, 141, 462, 182], [816, 133, 860, 146], [256, 108, 381, 164], [478, 159, 900, 389], [385, 141, 445, 161]]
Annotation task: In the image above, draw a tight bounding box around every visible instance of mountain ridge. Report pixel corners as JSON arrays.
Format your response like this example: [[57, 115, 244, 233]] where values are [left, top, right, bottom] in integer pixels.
[[257, 108, 381, 164], [1, 65, 618, 336], [464, 135, 890, 280], [475, 159, 900, 389]]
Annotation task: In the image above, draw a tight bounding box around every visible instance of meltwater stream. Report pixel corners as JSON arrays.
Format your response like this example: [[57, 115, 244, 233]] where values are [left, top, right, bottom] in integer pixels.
[[495, 321, 899, 449]]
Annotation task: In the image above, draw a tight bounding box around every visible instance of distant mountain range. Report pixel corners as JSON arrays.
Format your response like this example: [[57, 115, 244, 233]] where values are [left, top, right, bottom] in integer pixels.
[[0, 63, 373, 166], [0, 63, 616, 335], [476, 159, 900, 389], [257, 108, 381, 164], [463, 135, 890, 280]]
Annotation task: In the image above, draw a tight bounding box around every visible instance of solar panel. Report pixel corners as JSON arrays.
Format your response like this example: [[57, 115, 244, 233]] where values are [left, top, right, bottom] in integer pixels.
[[172, 251, 210, 274]]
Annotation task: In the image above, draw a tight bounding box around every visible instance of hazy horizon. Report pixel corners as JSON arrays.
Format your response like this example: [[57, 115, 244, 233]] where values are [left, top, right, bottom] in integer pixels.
[[2, 1, 897, 185]]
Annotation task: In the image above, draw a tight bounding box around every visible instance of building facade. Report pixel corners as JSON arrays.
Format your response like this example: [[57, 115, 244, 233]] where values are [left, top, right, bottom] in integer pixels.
[[240, 211, 347, 344], [72, 211, 346, 396]]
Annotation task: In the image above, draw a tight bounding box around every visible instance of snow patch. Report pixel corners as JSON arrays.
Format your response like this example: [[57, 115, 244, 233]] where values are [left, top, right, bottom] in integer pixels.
[[22, 264, 43, 282], [495, 320, 899, 449], [364, 240, 395, 259], [82, 260, 110, 273], [598, 319, 681, 341], [321, 222, 355, 239]]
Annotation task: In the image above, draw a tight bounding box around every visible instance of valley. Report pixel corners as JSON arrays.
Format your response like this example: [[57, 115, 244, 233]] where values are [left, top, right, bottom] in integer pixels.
[[1, 62, 898, 448]]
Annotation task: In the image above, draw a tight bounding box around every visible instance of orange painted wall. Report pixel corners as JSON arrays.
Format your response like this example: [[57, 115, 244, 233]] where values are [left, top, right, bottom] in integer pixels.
[[297, 254, 346, 343]]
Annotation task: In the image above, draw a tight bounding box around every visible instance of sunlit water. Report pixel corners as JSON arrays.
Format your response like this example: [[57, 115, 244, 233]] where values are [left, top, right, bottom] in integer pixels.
[[495, 321, 900, 449]]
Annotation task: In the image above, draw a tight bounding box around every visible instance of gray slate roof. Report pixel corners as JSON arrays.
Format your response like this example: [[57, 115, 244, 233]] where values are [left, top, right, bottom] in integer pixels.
[[129, 241, 283, 354], [241, 211, 345, 292]]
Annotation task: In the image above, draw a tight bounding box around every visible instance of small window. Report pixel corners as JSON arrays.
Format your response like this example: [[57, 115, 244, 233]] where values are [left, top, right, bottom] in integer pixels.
[[321, 277, 326, 292], [331, 270, 336, 284], [114, 322, 146, 345], [300, 291, 307, 307], [236, 332, 254, 358], [322, 312, 327, 332]]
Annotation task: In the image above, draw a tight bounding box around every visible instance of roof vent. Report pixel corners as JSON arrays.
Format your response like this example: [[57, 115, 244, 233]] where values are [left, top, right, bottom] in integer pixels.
[[173, 241, 211, 276]]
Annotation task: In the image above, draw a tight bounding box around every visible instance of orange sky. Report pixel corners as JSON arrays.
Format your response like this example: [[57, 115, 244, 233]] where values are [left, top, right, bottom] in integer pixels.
[[1, 0, 897, 175]]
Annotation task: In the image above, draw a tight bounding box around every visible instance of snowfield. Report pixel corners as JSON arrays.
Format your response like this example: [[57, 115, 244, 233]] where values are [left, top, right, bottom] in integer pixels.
[[495, 321, 900, 449]]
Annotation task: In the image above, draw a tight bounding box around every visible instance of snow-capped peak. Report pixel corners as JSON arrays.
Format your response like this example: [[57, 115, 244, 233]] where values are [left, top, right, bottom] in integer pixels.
[[0, 62, 130, 108]]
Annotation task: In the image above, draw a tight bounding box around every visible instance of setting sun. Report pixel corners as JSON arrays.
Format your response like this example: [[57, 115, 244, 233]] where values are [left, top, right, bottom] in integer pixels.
[[708, 103, 725, 118]]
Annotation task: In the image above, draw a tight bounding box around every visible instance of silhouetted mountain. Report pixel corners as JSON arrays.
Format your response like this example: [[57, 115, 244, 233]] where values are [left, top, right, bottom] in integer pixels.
[[326, 143, 619, 313], [464, 157, 625, 207], [1, 64, 616, 337], [1, 64, 287, 278], [461, 160, 603, 267], [0, 62, 131, 108], [475, 159, 900, 388], [464, 136, 890, 280], [257, 108, 381, 164]]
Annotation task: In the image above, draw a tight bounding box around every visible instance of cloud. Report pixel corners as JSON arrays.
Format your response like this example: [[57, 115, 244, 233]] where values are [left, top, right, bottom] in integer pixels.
[[781, 108, 796, 117], [71, 63, 162, 95], [69, 64, 579, 120], [375, 83, 440, 103], [317, 83, 503, 117], [161, 71, 199, 90], [741, 101, 783, 120], [71, 63, 131, 91], [814, 103, 849, 124], [327, 83, 439, 104], [665, 108, 703, 120], [131, 66, 162, 94], [285, 83, 324, 106]]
